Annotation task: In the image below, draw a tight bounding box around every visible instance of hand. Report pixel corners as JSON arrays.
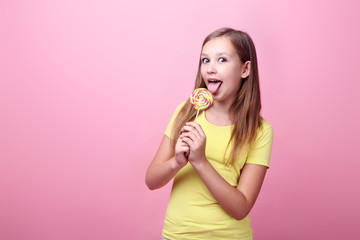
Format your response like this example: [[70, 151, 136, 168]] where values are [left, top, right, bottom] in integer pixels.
[[174, 134, 190, 169], [180, 122, 207, 168]]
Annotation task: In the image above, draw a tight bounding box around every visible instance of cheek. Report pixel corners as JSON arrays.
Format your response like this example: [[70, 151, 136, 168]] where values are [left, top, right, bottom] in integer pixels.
[[228, 65, 243, 81], [200, 66, 206, 78]]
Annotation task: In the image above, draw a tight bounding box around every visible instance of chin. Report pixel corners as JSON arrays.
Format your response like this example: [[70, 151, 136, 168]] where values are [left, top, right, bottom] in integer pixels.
[[213, 95, 225, 102]]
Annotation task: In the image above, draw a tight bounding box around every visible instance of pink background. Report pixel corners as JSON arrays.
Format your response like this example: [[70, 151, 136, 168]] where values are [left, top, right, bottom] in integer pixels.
[[1, 1, 360, 239]]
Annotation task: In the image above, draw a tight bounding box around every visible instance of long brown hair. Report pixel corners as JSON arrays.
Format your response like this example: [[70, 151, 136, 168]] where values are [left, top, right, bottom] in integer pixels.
[[171, 28, 262, 165]]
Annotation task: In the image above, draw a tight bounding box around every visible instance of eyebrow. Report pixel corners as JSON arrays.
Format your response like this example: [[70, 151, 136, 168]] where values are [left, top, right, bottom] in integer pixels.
[[201, 52, 231, 56]]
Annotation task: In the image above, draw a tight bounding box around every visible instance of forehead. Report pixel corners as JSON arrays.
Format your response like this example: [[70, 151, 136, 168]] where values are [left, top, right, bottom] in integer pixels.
[[201, 36, 237, 55]]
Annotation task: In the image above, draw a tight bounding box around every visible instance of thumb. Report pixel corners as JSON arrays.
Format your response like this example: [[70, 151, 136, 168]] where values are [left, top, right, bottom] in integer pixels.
[[185, 149, 190, 157]]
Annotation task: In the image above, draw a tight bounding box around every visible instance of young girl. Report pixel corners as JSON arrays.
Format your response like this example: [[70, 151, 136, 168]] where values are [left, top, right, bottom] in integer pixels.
[[145, 28, 274, 240]]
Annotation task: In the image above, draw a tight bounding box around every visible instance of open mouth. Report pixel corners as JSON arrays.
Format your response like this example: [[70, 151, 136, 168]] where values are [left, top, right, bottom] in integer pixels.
[[207, 79, 222, 94]]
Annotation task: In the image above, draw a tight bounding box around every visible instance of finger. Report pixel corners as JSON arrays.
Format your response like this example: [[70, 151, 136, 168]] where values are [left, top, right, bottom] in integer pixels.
[[181, 124, 195, 133], [179, 141, 190, 148], [180, 127, 189, 134], [177, 143, 189, 152], [181, 136, 194, 147], [179, 131, 189, 138], [181, 135, 193, 142], [184, 149, 190, 158], [186, 126, 205, 139], [180, 134, 192, 142], [181, 125, 194, 132], [182, 127, 201, 141], [179, 146, 189, 154], [182, 125, 202, 140], [186, 122, 205, 138], [181, 131, 199, 142], [185, 122, 202, 137]]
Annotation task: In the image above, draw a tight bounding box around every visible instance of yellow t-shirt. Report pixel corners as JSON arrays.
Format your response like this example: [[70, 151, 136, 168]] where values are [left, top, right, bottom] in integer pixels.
[[162, 102, 274, 240]]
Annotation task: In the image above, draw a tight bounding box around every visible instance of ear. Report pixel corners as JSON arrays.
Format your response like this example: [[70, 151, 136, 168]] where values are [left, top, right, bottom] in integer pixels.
[[241, 61, 251, 78]]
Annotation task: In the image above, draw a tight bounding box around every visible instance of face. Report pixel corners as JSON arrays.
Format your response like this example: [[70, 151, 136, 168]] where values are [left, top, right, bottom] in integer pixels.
[[200, 36, 249, 104]]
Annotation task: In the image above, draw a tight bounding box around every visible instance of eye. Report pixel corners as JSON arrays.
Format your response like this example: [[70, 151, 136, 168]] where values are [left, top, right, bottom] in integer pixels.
[[219, 57, 227, 62], [202, 58, 209, 64]]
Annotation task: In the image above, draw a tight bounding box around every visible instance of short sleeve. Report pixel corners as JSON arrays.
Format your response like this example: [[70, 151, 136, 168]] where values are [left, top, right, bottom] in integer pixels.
[[246, 121, 274, 168], [164, 102, 186, 139]]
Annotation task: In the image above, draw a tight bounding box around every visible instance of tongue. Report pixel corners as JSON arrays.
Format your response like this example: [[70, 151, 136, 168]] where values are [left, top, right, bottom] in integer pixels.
[[207, 82, 221, 94]]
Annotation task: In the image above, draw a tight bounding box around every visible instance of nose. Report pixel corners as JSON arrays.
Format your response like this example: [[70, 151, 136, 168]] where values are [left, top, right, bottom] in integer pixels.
[[207, 61, 217, 74]]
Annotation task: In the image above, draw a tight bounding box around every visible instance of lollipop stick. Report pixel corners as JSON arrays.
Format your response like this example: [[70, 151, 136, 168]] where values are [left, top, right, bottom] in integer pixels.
[[194, 109, 200, 123]]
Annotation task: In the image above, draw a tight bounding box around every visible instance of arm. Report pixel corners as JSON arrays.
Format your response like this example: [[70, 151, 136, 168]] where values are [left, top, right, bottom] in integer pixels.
[[181, 122, 268, 220], [193, 161, 266, 220], [145, 135, 189, 190]]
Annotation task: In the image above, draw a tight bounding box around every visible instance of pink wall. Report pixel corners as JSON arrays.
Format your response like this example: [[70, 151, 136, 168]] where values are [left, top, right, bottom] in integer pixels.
[[1, 1, 359, 239]]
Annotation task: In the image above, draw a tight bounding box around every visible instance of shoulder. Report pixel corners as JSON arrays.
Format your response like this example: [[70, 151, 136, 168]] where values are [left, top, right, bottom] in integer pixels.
[[175, 101, 187, 112], [168, 101, 187, 122], [256, 118, 274, 141], [260, 118, 273, 132], [165, 101, 188, 138], [169, 101, 188, 118], [246, 118, 274, 167]]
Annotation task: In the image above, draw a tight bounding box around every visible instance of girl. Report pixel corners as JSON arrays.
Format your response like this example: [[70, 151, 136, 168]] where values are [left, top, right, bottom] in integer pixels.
[[145, 28, 274, 240]]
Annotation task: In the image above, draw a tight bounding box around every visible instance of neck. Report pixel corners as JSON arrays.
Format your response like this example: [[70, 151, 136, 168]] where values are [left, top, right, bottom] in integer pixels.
[[206, 101, 233, 126], [212, 100, 233, 114]]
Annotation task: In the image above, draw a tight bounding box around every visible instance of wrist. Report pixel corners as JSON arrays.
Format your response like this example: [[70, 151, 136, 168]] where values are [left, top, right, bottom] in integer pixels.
[[171, 157, 185, 171], [190, 156, 208, 171]]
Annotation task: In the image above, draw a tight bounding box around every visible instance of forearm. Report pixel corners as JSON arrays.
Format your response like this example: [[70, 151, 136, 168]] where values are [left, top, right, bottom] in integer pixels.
[[145, 157, 183, 190], [192, 160, 251, 220]]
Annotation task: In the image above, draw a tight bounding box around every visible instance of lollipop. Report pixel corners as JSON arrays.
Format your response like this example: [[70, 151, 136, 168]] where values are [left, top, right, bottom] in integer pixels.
[[190, 88, 213, 122]]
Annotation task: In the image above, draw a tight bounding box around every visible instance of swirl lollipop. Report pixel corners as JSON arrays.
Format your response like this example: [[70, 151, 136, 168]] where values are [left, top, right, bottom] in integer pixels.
[[190, 88, 213, 122]]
